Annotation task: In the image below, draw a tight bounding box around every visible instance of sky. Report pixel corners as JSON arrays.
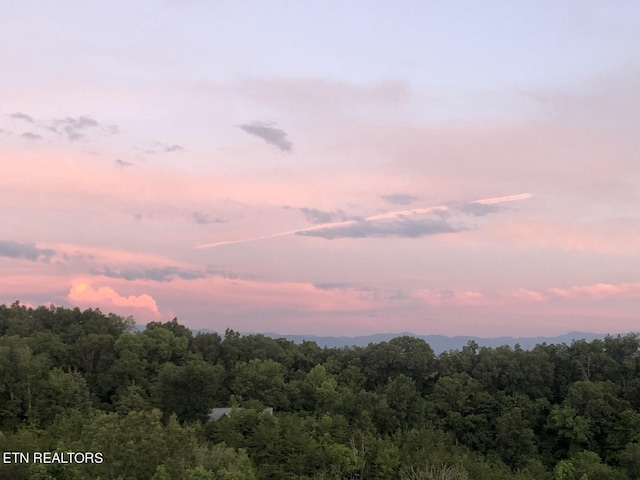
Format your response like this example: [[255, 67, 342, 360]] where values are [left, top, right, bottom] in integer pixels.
[[1, 1, 639, 337]]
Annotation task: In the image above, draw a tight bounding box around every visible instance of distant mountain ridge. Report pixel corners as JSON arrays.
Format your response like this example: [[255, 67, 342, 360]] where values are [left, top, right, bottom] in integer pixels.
[[258, 331, 618, 354], [182, 328, 633, 355]]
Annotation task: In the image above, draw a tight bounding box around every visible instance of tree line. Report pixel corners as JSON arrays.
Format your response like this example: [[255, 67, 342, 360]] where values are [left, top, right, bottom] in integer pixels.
[[1, 302, 639, 479]]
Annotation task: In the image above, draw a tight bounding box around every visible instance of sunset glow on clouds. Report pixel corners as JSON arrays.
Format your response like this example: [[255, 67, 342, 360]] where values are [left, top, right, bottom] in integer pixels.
[[67, 283, 160, 319], [2, 2, 639, 336]]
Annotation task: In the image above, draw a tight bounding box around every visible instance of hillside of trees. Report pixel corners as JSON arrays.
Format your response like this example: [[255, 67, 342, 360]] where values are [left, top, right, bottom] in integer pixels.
[[1, 302, 640, 479]]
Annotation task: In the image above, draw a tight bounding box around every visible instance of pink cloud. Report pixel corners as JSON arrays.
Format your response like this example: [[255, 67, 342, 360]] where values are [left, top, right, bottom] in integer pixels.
[[153, 276, 378, 313], [504, 288, 546, 302], [549, 282, 640, 300], [416, 288, 486, 306], [49, 243, 178, 265], [414, 281, 640, 311], [67, 281, 161, 321], [442, 217, 640, 254]]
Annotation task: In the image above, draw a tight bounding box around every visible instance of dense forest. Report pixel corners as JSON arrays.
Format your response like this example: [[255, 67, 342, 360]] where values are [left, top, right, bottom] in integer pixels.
[[1, 302, 639, 479]]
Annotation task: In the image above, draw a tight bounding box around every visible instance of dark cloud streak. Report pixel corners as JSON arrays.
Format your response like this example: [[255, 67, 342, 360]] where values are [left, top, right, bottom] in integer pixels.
[[313, 282, 352, 290], [99, 266, 206, 282], [193, 212, 228, 224], [0, 240, 55, 262], [457, 202, 503, 216], [296, 218, 463, 239], [21, 132, 43, 141], [10, 112, 34, 123], [239, 122, 293, 151], [381, 194, 418, 205], [299, 207, 360, 224], [97, 265, 240, 282], [164, 144, 184, 152], [53, 116, 100, 141], [152, 141, 185, 153]]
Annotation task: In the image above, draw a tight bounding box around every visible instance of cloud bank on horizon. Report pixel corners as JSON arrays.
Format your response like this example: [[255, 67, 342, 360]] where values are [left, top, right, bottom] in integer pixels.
[[1, 1, 640, 337]]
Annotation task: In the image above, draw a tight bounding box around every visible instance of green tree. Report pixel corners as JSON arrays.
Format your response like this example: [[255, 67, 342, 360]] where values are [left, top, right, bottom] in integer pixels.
[[382, 374, 427, 432], [0, 336, 49, 428], [155, 360, 225, 422], [619, 442, 640, 479], [69, 332, 120, 404], [495, 407, 537, 470], [110, 332, 150, 391], [568, 450, 626, 480], [401, 464, 469, 480], [80, 409, 169, 479], [231, 359, 288, 409], [428, 373, 495, 452], [183, 465, 216, 480], [562, 381, 627, 460], [547, 405, 591, 458], [196, 443, 256, 480], [298, 364, 338, 412], [36, 368, 92, 425], [192, 332, 223, 364], [142, 323, 189, 367], [360, 337, 436, 393], [151, 464, 171, 480]]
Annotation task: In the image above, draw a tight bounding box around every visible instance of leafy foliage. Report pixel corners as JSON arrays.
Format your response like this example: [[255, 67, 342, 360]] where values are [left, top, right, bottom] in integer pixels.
[[1, 302, 639, 478]]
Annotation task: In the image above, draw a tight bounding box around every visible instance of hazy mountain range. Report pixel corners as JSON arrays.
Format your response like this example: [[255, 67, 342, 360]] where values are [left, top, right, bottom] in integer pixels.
[[183, 329, 634, 355], [259, 331, 621, 354]]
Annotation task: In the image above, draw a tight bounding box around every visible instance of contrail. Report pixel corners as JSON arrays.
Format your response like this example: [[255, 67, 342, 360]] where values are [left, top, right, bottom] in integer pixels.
[[195, 193, 533, 249], [470, 193, 533, 205]]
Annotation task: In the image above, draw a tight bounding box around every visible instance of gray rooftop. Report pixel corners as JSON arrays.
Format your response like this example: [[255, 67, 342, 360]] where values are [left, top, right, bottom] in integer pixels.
[[208, 408, 234, 421], [208, 407, 273, 421]]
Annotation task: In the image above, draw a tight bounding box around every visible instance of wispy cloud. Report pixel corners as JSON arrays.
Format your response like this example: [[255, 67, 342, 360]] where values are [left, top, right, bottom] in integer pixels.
[[0, 240, 55, 262], [456, 202, 503, 216], [417, 288, 486, 306], [20, 132, 43, 141], [10, 112, 34, 123], [311, 282, 403, 301], [506, 289, 546, 302], [239, 122, 292, 151], [297, 217, 463, 239], [52, 115, 100, 141], [381, 194, 418, 205], [97, 265, 206, 282], [164, 144, 184, 152], [152, 141, 185, 153], [299, 207, 360, 224], [193, 211, 227, 224], [114, 159, 133, 168], [103, 124, 119, 135], [204, 266, 240, 279], [8, 113, 120, 143], [549, 282, 640, 300], [472, 194, 533, 205], [313, 282, 353, 290], [93, 263, 242, 282], [196, 193, 533, 248]]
